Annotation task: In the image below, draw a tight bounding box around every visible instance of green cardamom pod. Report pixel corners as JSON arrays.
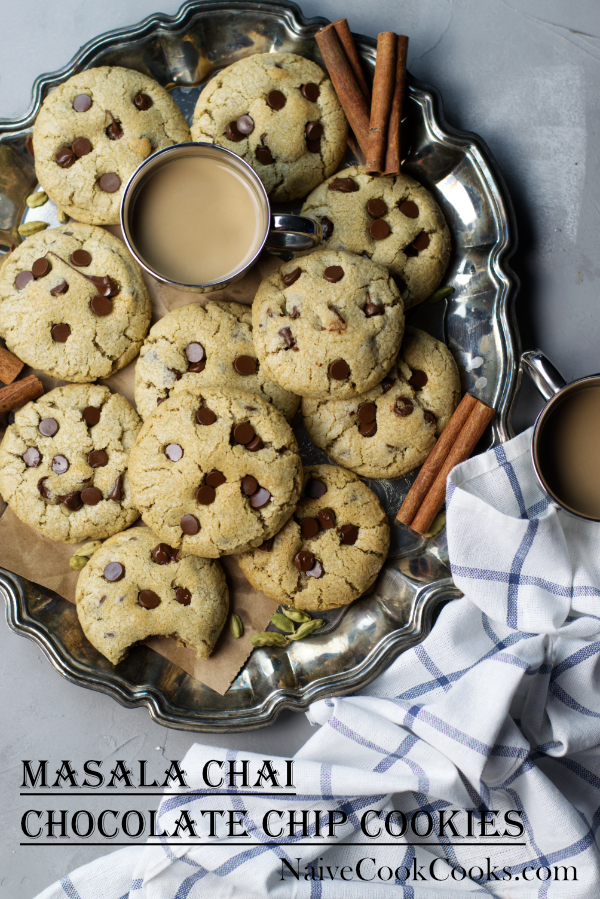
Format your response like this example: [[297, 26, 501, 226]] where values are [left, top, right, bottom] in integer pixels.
[[425, 285, 455, 305], [69, 555, 88, 570], [423, 510, 446, 538], [282, 608, 312, 624], [25, 191, 48, 208], [17, 221, 49, 237], [270, 612, 296, 633], [56, 209, 69, 224], [288, 619, 325, 641], [250, 631, 289, 647], [229, 614, 244, 639], [78, 540, 103, 558]]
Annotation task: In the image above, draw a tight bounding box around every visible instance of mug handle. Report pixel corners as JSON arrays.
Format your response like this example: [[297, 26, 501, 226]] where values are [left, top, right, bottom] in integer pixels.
[[265, 214, 322, 251], [521, 349, 567, 402]]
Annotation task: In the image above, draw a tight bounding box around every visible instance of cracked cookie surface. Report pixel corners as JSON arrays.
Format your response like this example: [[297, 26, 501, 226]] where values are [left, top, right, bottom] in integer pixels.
[[33, 66, 190, 225], [301, 165, 451, 309], [76, 527, 228, 665], [128, 386, 303, 557], [135, 301, 300, 422], [0, 384, 141, 543], [190, 52, 347, 201], [302, 327, 461, 479], [237, 464, 389, 610], [0, 223, 151, 381], [252, 249, 404, 400]]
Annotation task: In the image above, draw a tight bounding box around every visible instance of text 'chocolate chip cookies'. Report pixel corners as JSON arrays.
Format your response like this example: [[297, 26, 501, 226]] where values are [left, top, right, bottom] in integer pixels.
[[128, 386, 303, 557], [76, 528, 228, 665]]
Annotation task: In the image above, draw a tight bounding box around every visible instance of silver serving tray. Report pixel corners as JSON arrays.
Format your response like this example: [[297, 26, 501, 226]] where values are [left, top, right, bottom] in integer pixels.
[[0, 0, 520, 731]]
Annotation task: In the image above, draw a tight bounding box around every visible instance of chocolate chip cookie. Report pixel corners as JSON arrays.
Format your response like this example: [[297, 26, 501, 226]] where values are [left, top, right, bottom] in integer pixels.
[[252, 249, 404, 400], [128, 386, 303, 557], [0, 385, 141, 542], [190, 52, 347, 201], [0, 223, 151, 381], [302, 327, 461, 479], [76, 527, 229, 665], [32, 66, 190, 225], [135, 301, 299, 422], [300, 165, 451, 309], [237, 465, 389, 610]]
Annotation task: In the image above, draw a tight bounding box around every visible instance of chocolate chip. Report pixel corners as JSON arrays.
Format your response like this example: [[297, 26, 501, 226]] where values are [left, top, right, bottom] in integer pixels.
[[105, 112, 124, 141], [305, 121, 323, 140], [323, 265, 344, 283], [180, 514, 199, 535], [15, 271, 34, 290], [206, 470, 226, 488], [424, 410, 437, 425], [365, 302, 384, 317], [241, 475, 259, 496], [358, 403, 377, 423], [138, 590, 160, 609], [307, 139, 321, 153], [175, 586, 191, 606], [283, 267, 301, 287], [39, 418, 59, 437], [246, 435, 263, 452], [289, 306, 300, 320], [370, 219, 390, 240], [108, 474, 123, 501], [234, 355, 257, 376], [279, 326, 295, 348], [157, 397, 167, 406], [51, 454, 69, 474], [90, 275, 119, 297], [73, 94, 92, 112], [26, 132, 34, 156], [165, 443, 183, 462], [367, 198, 387, 218], [23, 447, 42, 467], [72, 137, 92, 157], [305, 478, 327, 499], [197, 408, 216, 426], [225, 120, 244, 142], [329, 359, 350, 380], [71, 249, 90, 267], [320, 217, 334, 240], [266, 89, 286, 109], [294, 550, 314, 572], [233, 422, 255, 445], [55, 147, 76, 168], [98, 173, 121, 193], [409, 369, 428, 389], [104, 562, 124, 582], [258, 538, 273, 551], [51, 323, 71, 343], [60, 491, 83, 511], [196, 484, 216, 505], [81, 486, 102, 505], [82, 406, 101, 426], [317, 508, 336, 529], [399, 200, 419, 218], [412, 231, 430, 251], [300, 517, 319, 538], [306, 559, 323, 579], [340, 524, 359, 545], [38, 477, 51, 499], [90, 295, 113, 316], [50, 280, 69, 295], [359, 420, 377, 437], [87, 449, 108, 468], [151, 543, 175, 564], [381, 376, 395, 393], [250, 487, 270, 509], [394, 397, 414, 417], [236, 114, 254, 134], [134, 92, 153, 110], [301, 82, 320, 101], [188, 360, 206, 374], [328, 177, 358, 193], [185, 340, 205, 362], [255, 146, 274, 165], [32, 257, 51, 279], [404, 244, 418, 258]]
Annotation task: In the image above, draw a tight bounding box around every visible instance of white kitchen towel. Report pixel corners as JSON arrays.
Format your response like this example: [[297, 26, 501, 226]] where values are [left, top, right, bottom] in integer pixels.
[[35, 428, 600, 897]]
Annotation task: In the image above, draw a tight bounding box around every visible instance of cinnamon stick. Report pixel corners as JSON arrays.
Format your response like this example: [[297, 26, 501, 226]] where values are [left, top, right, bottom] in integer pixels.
[[0, 346, 24, 385], [384, 34, 409, 176], [366, 32, 397, 174], [396, 393, 477, 527], [0, 374, 44, 415], [316, 23, 371, 158], [408, 398, 496, 535], [331, 19, 370, 102]]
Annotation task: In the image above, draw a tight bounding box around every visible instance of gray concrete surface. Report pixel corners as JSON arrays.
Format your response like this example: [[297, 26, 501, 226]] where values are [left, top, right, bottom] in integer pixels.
[[1, 1, 600, 895]]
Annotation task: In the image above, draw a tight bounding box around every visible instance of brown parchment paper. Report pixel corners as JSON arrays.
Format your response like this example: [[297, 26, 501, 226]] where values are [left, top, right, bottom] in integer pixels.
[[0, 235, 284, 695]]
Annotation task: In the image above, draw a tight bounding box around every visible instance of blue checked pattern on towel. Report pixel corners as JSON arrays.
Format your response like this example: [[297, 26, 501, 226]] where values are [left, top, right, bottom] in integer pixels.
[[35, 428, 600, 897]]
